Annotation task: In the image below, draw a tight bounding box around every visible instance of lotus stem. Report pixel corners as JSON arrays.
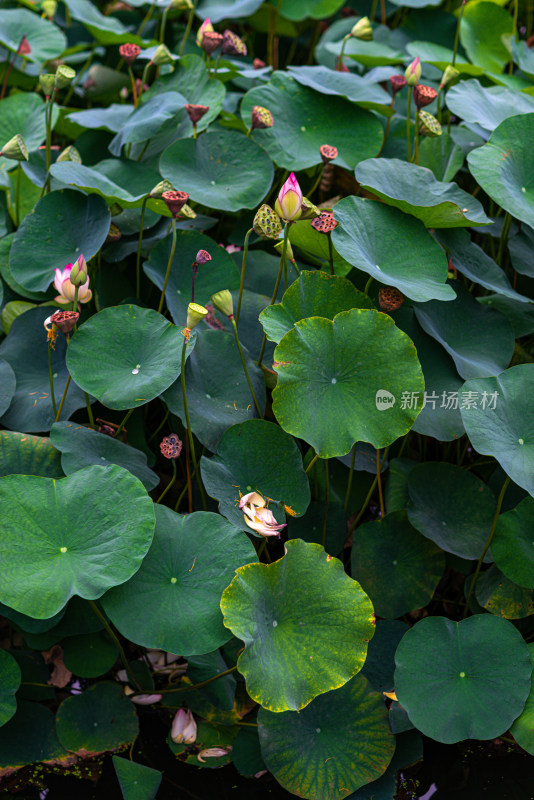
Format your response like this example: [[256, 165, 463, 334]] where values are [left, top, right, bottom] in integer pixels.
[[327, 233, 334, 275], [85, 392, 95, 428], [336, 34, 350, 71], [178, 0, 197, 56], [89, 600, 143, 690], [496, 212, 512, 266], [322, 459, 330, 547], [257, 222, 289, 369], [406, 85, 412, 161], [344, 444, 357, 513], [376, 96, 395, 157], [156, 458, 177, 504], [181, 336, 207, 510], [15, 162, 21, 227], [305, 452, 319, 474], [136, 195, 149, 298], [376, 448, 385, 517], [54, 375, 71, 423], [452, 1, 465, 69], [231, 318, 262, 418], [128, 65, 138, 109], [236, 227, 252, 324], [48, 344, 58, 419], [113, 408, 134, 439], [157, 217, 177, 314]]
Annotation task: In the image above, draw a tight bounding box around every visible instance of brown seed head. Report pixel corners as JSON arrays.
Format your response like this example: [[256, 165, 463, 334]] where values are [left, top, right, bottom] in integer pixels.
[[221, 30, 247, 56], [119, 43, 141, 65], [160, 433, 183, 459], [162, 190, 189, 218], [413, 84, 437, 109], [251, 106, 273, 130], [50, 310, 79, 335], [389, 75, 406, 95], [195, 249, 211, 265], [319, 144, 338, 164], [378, 286, 405, 311], [311, 211, 338, 235], [185, 104, 210, 124], [201, 31, 223, 55]]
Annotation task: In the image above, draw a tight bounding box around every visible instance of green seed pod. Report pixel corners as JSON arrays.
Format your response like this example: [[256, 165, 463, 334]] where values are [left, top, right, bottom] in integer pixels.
[[418, 110, 442, 138], [253, 204, 283, 239]]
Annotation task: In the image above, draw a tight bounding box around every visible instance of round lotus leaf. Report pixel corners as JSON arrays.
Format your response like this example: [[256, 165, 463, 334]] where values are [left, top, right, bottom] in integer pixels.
[[196, 0, 263, 22], [113, 756, 162, 800], [0, 649, 21, 727], [260, 270, 372, 344], [332, 197, 454, 302], [66, 305, 184, 411], [272, 309, 424, 458], [276, 0, 345, 20], [162, 329, 266, 453], [201, 419, 310, 531], [9, 189, 110, 293], [346, 730, 423, 800], [407, 462, 496, 560], [0, 701, 65, 769], [492, 497, 534, 588], [286, 66, 393, 115], [476, 565, 534, 620], [394, 615, 532, 743], [0, 8, 66, 63], [288, 219, 352, 276], [258, 674, 394, 798], [361, 620, 410, 694], [107, 92, 187, 158], [50, 421, 158, 491], [0, 94, 52, 156], [62, 0, 146, 45], [10, 650, 55, 703], [468, 114, 534, 228], [160, 130, 273, 212], [102, 505, 257, 656], [0, 603, 65, 636], [62, 631, 119, 678], [0, 307, 87, 433], [511, 644, 534, 755], [56, 682, 138, 753], [446, 80, 534, 133], [0, 431, 63, 479], [0, 464, 155, 618], [241, 72, 382, 171], [351, 510, 445, 619], [459, 365, 534, 497], [460, 1, 514, 73], [20, 597, 103, 652], [221, 539, 375, 712], [0, 359, 16, 417], [288, 500, 346, 558]]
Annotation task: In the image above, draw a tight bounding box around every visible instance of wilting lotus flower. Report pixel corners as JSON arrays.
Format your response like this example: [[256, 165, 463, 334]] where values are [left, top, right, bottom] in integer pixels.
[[274, 172, 303, 222], [404, 56, 421, 86], [53, 263, 92, 305], [197, 747, 232, 762], [243, 505, 286, 538], [239, 491, 266, 509], [171, 708, 197, 744], [196, 17, 213, 47]]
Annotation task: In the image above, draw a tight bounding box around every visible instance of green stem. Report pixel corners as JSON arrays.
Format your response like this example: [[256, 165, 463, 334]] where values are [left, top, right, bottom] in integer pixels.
[[345, 447, 388, 543], [158, 217, 177, 314], [451, 1, 465, 69], [156, 458, 177, 504], [15, 162, 21, 227], [413, 110, 420, 164], [136, 195, 149, 298], [178, 0, 197, 56], [257, 222, 289, 369], [63, 47, 94, 106], [181, 337, 207, 510], [89, 600, 142, 690], [174, 460, 199, 512], [343, 444, 357, 513], [113, 408, 134, 439], [72, 285, 79, 313], [148, 407, 169, 443], [496, 212, 512, 266], [376, 97, 395, 157], [132, 665, 238, 698], [84, 392, 94, 428], [160, 5, 170, 43], [306, 165, 324, 199], [406, 85, 412, 162], [268, 0, 282, 68], [54, 375, 71, 423], [376, 448, 385, 518], [231, 318, 262, 418], [364, 276, 373, 295], [128, 65, 138, 109], [337, 34, 350, 71], [370, 0, 379, 22], [321, 459, 329, 547], [136, 2, 155, 36], [139, 62, 151, 101], [48, 344, 58, 419], [236, 228, 252, 325], [463, 475, 510, 619], [327, 233, 334, 275], [305, 452, 319, 475]]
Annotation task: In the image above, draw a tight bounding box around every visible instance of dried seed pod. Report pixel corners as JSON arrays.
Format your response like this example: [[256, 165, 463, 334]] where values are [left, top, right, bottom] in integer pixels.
[[221, 29, 247, 56], [378, 286, 405, 311], [201, 31, 223, 55], [413, 84, 438, 109], [162, 190, 189, 217], [311, 211, 338, 234], [119, 43, 141, 65], [160, 433, 183, 459], [319, 144, 338, 164]]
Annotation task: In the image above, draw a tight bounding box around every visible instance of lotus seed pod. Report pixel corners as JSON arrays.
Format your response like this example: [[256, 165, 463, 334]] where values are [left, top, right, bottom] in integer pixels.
[[211, 290, 234, 318], [39, 73, 56, 97], [440, 65, 460, 89], [319, 144, 338, 164], [413, 84, 437, 109], [180, 203, 197, 220], [251, 106, 273, 130], [170, 0, 193, 8], [49, 310, 79, 335], [162, 190, 189, 217], [378, 286, 405, 311], [299, 196, 321, 221], [311, 211, 338, 234], [196, 17, 214, 47], [390, 74, 406, 95], [56, 145, 82, 163], [221, 30, 247, 57], [418, 110, 442, 137], [160, 433, 183, 459], [253, 58, 266, 69], [152, 43, 174, 66], [55, 65, 76, 89], [150, 179, 174, 198], [119, 43, 141, 65], [201, 31, 223, 56], [350, 16, 373, 41], [0, 134, 28, 161], [185, 104, 209, 124], [186, 302, 208, 329], [253, 204, 283, 239], [195, 249, 211, 265]]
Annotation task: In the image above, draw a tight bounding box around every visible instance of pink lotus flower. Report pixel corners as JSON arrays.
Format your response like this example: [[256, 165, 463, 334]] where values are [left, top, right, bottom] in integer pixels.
[[171, 708, 197, 744], [243, 505, 286, 538], [274, 172, 303, 222], [53, 261, 92, 305]]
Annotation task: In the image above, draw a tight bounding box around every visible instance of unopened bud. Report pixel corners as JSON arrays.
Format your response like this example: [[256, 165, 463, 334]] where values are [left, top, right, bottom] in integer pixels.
[[299, 197, 321, 220], [150, 179, 173, 198], [119, 43, 141, 65], [210, 290, 234, 318], [152, 43, 173, 66], [186, 302, 208, 330], [70, 254, 88, 285], [56, 145, 81, 163], [405, 56, 421, 86], [319, 144, 337, 164], [253, 204, 282, 239], [350, 16, 373, 41], [39, 73, 56, 97], [185, 104, 209, 124], [221, 30, 247, 56], [0, 134, 28, 161], [162, 190, 189, 218], [18, 35, 32, 54], [251, 105, 273, 130], [55, 65, 75, 90], [418, 110, 442, 137], [378, 286, 405, 311], [41, 0, 57, 17], [440, 65, 460, 89], [253, 58, 266, 69], [196, 18, 214, 47], [201, 31, 223, 56], [413, 84, 437, 109]]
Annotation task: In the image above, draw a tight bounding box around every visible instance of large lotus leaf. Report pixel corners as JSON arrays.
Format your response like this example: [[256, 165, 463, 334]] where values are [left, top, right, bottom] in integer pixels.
[[50, 422, 159, 491], [288, 500, 346, 558], [185, 650, 236, 711], [509, 224, 534, 278], [413, 283, 514, 380], [351, 511, 445, 618], [394, 615, 532, 743], [102, 506, 257, 656], [275, 0, 345, 20], [393, 307, 464, 442], [0, 9, 66, 63], [56, 682, 138, 753], [162, 329, 265, 453], [0, 307, 86, 433], [221, 539, 375, 711], [460, 2, 514, 73], [418, 132, 465, 183], [0, 359, 15, 417], [289, 220, 352, 276], [446, 80, 534, 132], [67, 105, 131, 134], [476, 565, 534, 620], [459, 365, 534, 496], [63, 0, 147, 44], [286, 66, 393, 114], [436, 229, 527, 302], [0, 701, 65, 769], [468, 114, 534, 228], [9, 189, 110, 293], [407, 462, 496, 560], [62, 631, 119, 678], [17, 597, 103, 651], [492, 497, 534, 588], [0, 94, 51, 155], [332, 197, 454, 302], [361, 620, 410, 694], [241, 72, 382, 170], [405, 41, 484, 76], [272, 309, 425, 458], [160, 131, 273, 212], [113, 757, 162, 800], [347, 730, 423, 800], [108, 92, 187, 157], [143, 230, 240, 325], [258, 674, 394, 799], [260, 271, 372, 344], [0, 649, 21, 727], [201, 419, 310, 531], [511, 644, 534, 755], [355, 158, 491, 228], [0, 234, 51, 302], [0, 431, 63, 479], [196, 0, 263, 21], [0, 464, 155, 618], [327, 34, 405, 68], [479, 294, 534, 339], [66, 306, 184, 411]]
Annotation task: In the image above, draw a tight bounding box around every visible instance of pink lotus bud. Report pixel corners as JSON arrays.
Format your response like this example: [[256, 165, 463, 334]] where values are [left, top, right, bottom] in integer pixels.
[[18, 35, 31, 55], [160, 434, 182, 459], [69, 253, 88, 286], [405, 56, 421, 86], [195, 249, 211, 265], [253, 58, 266, 69], [274, 172, 303, 222], [196, 17, 213, 47], [171, 708, 197, 744], [119, 43, 141, 66], [124, 686, 163, 705], [243, 505, 286, 538]]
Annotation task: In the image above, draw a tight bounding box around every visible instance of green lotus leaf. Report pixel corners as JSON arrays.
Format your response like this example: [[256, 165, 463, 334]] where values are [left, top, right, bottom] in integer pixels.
[[102, 506, 257, 656], [67, 104, 132, 134], [0, 307, 86, 433], [62, 631, 119, 678], [351, 510, 445, 618], [346, 730, 423, 800], [288, 500, 346, 558], [459, 365, 534, 496], [328, 35, 404, 68], [232, 727, 266, 777], [19, 596, 103, 651], [221, 539, 375, 711], [510, 645, 534, 755], [509, 224, 534, 278], [66, 305, 186, 411], [260, 270, 372, 344], [108, 92, 187, 157], [460, 1, 514, 73], [113, 756, 162, 800], [277, 0, 345, 20], [50, 421, 159, 491], [0, 359, 15, 417], [405, 41, 484, 76], [0, 464, 155, 618], [407, 462, 497, 560], [286, 65, 393, 115], [355, 158, 491, 228], [201, 419, 310, 531], [160, 130, 273, 212], [414, 283, 514, 380], [63, 0, 148, 44], [0, 94, 56, 155], [491, 497, 534, 587], [289, 221, 352, 276], [0, 649, 21, 727], [0, 431, 63, 478], [185, 650, 236, 710], [56, 682, 139, 753], [0, 701, 65, 769], [394, 615, 532, 743], [361, 620, 410, 694], [272, 309, 425, 458], [468, 113, 534, 228], [0, 9, 66, 63], [241, 72, 382, 170], [475, 565, 534, 620], [9, 189, 110, 293], [196, 0, 264, 22], [10, 650, 56, 703], [446, 79, 534, 132], [418, 132, 465, 183], [332, 197, 454, 302], [257, 674, 394, 797], [479, 294, 534, 339]]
